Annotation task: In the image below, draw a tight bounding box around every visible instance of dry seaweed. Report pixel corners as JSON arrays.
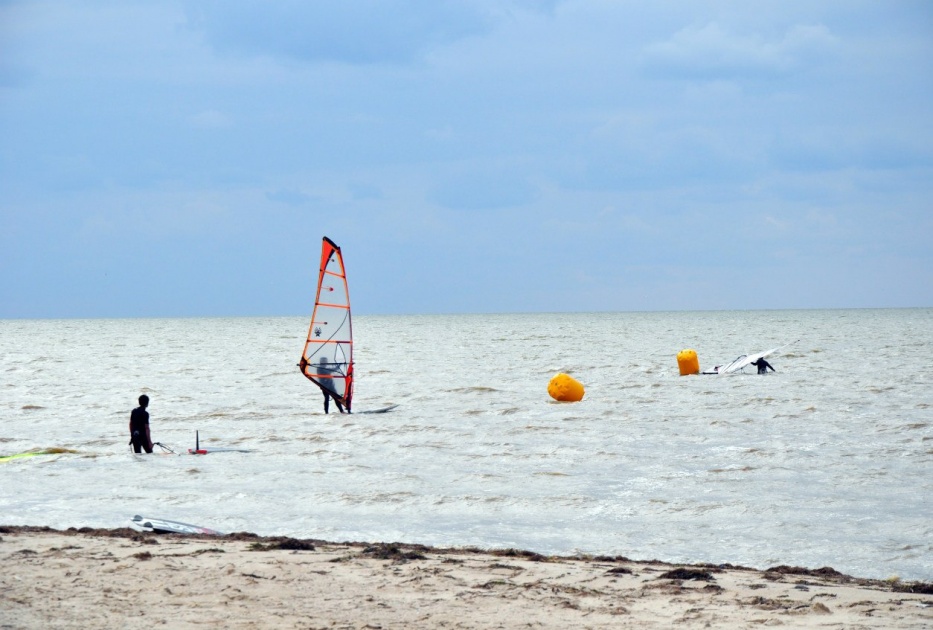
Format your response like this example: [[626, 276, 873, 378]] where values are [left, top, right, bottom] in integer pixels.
[[361, 543, 426, 561], [248, 537, 316, 551], [489, 548, 548, 562], [891, 581, 933, 595], [658, 568, 715, 581]]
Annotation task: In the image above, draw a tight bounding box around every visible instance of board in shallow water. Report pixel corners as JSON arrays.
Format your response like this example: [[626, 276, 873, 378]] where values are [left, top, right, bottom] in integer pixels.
[[184, 431, 253, 455], [0, 448, 76, 463], [129, 514, 224, 535], [356, 404, 399, 414], [187, 447, 254, 454]]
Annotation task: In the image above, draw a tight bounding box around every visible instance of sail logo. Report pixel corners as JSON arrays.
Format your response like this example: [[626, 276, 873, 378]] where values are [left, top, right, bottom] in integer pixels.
[[314, 327, 322, 337]]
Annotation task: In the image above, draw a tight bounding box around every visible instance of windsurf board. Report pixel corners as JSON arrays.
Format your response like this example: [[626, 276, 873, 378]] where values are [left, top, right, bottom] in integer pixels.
[[0, 448, 75, 463], [186, 430, 252, 454], [187, 447, 254, 454], [129, 514, 223, 535], [356, 404, 399, 414]]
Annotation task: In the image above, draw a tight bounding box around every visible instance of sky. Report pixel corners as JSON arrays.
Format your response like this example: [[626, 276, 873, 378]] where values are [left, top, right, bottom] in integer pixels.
[[1, 0, 931, 318]]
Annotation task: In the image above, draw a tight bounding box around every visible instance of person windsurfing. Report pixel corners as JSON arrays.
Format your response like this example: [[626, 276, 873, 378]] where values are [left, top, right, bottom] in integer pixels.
[[129, 394, 153, 453], [315, 356, 346, 414], [751, 357, 775, 374]]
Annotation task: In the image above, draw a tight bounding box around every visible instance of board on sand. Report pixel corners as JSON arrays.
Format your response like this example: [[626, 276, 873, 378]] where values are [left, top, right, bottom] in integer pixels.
[[129, 514, 223, 535], [356, 404, 399, 414]]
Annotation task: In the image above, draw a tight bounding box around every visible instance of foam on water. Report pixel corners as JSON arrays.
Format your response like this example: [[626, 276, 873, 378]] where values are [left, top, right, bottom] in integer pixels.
[[1, 309, 931, 580]]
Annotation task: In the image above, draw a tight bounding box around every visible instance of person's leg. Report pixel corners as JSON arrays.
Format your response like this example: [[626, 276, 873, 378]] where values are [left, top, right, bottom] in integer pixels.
[[323, 391, 330, 414]]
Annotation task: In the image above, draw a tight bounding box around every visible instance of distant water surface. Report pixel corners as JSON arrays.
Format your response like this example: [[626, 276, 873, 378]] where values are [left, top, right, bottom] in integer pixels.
[[1, 309, 930, 581]]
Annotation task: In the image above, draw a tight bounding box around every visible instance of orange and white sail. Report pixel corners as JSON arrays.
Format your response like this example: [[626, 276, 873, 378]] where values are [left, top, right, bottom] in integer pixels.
[[299, 237, 353, 411]]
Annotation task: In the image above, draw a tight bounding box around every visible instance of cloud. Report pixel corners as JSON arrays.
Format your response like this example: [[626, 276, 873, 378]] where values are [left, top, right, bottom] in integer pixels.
[[188, 0, 492, 64], [3, 1, 932, 316], [642, 21, 838, 80]]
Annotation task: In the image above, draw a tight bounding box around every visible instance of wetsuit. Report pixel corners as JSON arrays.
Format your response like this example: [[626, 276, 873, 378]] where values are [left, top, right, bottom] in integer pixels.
[[129, 406, 152, 453], [751, 358, 775, 374], [316, 363, 345, 414]]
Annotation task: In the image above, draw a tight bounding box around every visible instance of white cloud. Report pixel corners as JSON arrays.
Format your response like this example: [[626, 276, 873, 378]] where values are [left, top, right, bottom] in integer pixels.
[[642, 21, 838, 80], [2, 1, 932, 316], [188, 0, 494, 64]]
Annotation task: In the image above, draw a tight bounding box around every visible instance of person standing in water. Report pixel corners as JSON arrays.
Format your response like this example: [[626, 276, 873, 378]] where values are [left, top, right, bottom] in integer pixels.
[[315, 356, 346, 414], [129, 394, 153, 453], [751, 357, 775, 374]]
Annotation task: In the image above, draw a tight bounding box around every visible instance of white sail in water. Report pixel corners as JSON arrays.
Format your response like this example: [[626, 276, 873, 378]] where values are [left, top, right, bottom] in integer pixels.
[[717, 340, 799, 374], [299, 237, 353, 411]]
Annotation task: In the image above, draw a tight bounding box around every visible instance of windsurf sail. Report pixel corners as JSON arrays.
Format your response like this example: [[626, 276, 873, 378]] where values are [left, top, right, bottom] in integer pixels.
[[299, 237, 354, 412], [719, 340, 799, 374]]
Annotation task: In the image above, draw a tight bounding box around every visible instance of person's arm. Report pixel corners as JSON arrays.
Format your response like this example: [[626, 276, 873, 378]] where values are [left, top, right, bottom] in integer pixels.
[[145, 424, 153, 449]]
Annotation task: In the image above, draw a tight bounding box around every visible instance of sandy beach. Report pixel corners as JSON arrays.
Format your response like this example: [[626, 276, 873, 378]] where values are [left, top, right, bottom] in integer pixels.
[[1, 526, 930, 629]]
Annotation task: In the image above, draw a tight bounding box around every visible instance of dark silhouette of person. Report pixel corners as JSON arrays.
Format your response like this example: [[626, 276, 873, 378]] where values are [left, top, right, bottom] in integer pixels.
[[316, 356, 346, 414], [751, 357, 775, 374], [129, 394, 153, 453]]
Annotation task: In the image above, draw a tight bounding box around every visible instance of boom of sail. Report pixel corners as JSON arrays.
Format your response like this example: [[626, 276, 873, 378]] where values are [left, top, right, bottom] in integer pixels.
[[299, 237, 353, 411]]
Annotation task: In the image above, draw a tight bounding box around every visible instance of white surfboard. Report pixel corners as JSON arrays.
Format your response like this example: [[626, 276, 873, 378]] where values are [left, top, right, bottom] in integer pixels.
[[129, 514, 223, 535]]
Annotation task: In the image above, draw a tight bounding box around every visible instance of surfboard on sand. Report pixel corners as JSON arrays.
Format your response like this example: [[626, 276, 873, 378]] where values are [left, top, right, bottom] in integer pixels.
[[129, 514, 223, 535]]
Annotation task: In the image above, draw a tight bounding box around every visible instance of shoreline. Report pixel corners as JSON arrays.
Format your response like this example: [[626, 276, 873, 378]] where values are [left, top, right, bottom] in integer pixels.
[[2, 525, 930, 628]]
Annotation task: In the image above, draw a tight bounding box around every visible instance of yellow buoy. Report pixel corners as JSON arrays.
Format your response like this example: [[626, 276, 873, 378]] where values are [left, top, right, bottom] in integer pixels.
[[548, 373, 585, 402], [677, 349, 700, 375]]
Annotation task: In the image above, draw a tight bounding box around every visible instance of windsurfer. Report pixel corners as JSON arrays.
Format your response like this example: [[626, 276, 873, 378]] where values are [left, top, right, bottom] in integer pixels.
[[128, 394, 153, 453], [751, 357, 775, 374], [315, 356, 346, 414]]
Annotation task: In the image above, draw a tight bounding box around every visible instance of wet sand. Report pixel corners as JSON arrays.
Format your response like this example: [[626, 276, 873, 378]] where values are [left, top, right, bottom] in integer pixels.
[[1, 525, 930, 629]]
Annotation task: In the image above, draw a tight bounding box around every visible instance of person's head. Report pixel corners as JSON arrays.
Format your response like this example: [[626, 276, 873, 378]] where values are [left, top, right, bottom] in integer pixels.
[[318, 356, 328, 364], [138, 394, 149, 408]]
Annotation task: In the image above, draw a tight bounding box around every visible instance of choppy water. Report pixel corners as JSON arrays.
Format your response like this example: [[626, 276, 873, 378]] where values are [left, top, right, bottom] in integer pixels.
[[1, 310, 931, 581]]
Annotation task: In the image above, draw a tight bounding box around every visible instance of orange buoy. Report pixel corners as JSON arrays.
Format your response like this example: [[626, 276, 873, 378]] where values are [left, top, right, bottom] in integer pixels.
[[548, 373, 585, 402], [677, 349, 700, 375]]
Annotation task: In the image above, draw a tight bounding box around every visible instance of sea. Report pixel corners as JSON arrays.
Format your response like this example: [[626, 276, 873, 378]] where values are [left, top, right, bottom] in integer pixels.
[[1, 309, 931, 582]]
